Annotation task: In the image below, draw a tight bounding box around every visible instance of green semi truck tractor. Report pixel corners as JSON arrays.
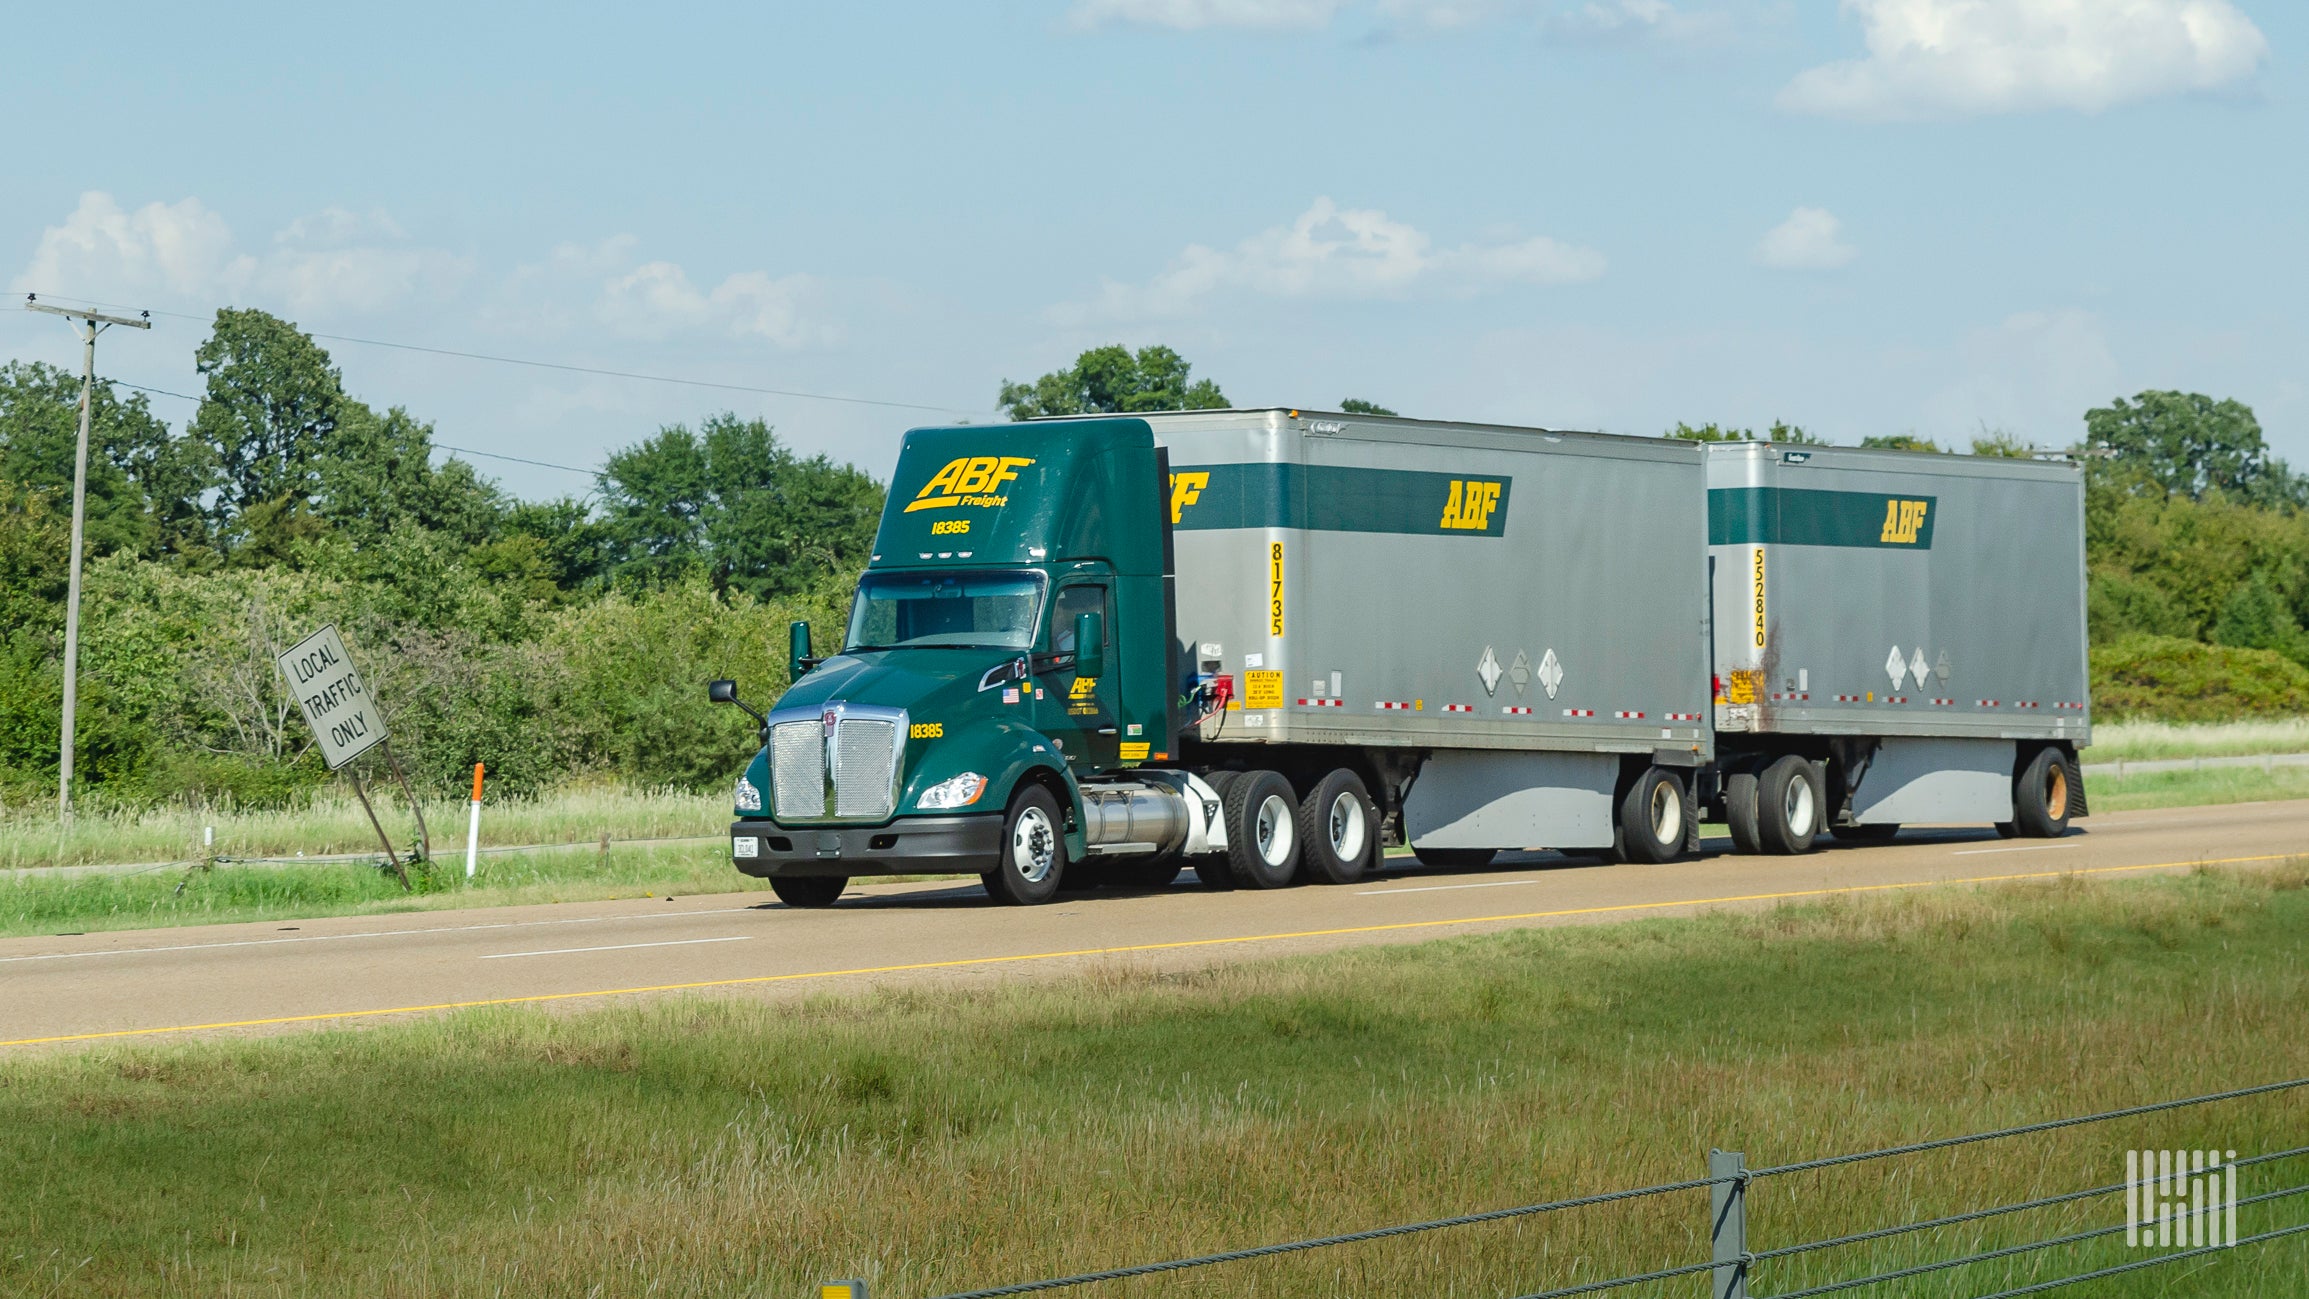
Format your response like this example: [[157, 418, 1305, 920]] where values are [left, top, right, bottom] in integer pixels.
[[716, 409, 2088, 906]]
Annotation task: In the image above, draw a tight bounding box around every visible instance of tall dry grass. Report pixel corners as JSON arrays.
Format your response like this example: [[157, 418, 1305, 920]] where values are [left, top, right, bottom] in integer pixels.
[[3, 862, 2305, 1297], [2090, 716, 2309, 763]]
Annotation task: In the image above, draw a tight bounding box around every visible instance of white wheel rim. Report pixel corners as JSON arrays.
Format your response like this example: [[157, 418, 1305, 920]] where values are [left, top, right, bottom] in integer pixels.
[[1255, 793, 1295, 866], [1649, 780, 1683, 845], [1011, 806, 1056, 883], [1784, 776, 1815, 838], [1328, 792, 1367, 862]]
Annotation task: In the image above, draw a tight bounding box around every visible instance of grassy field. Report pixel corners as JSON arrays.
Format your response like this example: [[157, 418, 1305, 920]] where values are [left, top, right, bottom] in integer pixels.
[[2091, 717, 2309, 763], [4, 863, 2307, 1298]]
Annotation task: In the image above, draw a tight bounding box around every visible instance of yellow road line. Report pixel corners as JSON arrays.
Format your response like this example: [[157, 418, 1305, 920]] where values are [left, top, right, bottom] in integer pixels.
[[5, 852, 2297, 1049]]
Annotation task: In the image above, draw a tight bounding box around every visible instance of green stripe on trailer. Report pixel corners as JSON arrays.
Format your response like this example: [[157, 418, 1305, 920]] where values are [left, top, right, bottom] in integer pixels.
[[1171, 463, 1512, 537], [1708, 486, 1939, 550]]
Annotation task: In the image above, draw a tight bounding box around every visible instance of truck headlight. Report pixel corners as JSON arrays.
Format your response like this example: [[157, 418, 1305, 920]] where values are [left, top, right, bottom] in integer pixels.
[[917, 772, 987, 810], [735, 773, 764, 812]]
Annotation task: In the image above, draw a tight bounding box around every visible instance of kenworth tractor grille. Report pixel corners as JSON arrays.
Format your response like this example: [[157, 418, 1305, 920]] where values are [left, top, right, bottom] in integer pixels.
[[767, 705, 905, 822]]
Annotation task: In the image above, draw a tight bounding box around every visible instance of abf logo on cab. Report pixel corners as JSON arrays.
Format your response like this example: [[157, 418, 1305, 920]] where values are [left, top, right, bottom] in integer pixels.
[[905, 456, 1034, 513]]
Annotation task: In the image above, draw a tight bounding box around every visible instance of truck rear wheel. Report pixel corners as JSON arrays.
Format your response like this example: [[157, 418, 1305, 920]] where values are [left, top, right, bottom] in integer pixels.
[[1223, 769, 1301, 889], [1757, 755, 1823, 855], [983, 784, 1066, 905], [1298, 769, 1377, 885], [1618, 767, 1687, 864], [769, 876, 846, 908], [1725, 767, 1764, 855], [2011, 747, 2073, 838]]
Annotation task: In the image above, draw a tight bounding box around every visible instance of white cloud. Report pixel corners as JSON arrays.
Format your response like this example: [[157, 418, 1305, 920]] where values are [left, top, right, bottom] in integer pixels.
[[596, 261, 828, 346], [1069, 0, 1345, 30], [1067, 197, 1604, 320], [1755, 207, 1857, 271], [13, 192, 245, 301], [1779, 0, 2269, 120]]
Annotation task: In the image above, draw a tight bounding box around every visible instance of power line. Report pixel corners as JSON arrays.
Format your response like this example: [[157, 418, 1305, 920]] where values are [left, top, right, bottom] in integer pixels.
[[102, 378, 600, 477], [17, 289, 997, 417]]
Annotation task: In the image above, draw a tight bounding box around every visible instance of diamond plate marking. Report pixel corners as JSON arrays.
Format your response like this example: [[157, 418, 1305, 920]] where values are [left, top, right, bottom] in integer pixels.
[[1537, 647, 1563, 700], [1910, 647, 1930, 689], [1509, 648, 1531, 698], [1886, 645, 1908, 691], [1477, 645, 1503, 696]]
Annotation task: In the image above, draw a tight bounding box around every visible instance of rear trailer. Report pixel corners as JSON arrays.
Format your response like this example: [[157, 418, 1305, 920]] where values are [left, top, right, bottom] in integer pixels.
[[1143, 408, 1712, 860], [1703, 441, 2090, 849]]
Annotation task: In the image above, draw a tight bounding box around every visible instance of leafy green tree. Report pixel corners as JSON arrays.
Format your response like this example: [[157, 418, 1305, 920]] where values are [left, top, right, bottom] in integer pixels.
[[998, 345, 1227, 420], [0, 361, 210, 561], [597, 414, 884, 599], [2213, 570, 2309, 666], [1969, 429, 2036, 458], [2083, 390, 2305, 508], [501, 498, 613, 594], [314, 402, 506, 548], [1666, 420, 1827, 444], [1340, 398, 1396, 416], [191, 308, 346, 527], [1860, 434, 1944, 453]]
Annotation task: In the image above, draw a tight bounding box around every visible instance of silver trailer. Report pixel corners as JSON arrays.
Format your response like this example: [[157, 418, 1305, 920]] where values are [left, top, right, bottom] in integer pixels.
[[1143, 408, 1713, 858], [1704, 441, 2089, 848]]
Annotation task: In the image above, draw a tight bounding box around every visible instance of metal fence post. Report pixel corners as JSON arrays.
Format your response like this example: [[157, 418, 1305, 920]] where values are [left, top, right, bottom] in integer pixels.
[[1710, 1149, 1748, 1299]]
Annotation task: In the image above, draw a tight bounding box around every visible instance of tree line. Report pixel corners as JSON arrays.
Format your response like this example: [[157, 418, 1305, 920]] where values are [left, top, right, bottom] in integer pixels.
[[2, 325, 2304, 811]]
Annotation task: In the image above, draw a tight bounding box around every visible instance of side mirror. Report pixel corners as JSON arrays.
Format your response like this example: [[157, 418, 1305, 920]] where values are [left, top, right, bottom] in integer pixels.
[[708, 679, 738, 704], [788, 620, 814, 680], [1073, 610, 1104, 680]]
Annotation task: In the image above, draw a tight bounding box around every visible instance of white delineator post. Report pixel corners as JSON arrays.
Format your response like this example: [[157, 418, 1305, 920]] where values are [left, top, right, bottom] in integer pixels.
[[465, 762, 485, 879]]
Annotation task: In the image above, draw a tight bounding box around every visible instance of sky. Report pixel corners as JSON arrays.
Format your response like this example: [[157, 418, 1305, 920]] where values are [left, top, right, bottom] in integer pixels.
[[2, 0, 2302, 500]]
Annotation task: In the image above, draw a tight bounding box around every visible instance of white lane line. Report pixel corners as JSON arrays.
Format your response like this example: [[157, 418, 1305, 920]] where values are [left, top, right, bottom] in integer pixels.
[[481, 936, 751, 960], [0, 906, 759, 965], [1951, 843, 2081, 856], [1358, 878, 1543, 897]]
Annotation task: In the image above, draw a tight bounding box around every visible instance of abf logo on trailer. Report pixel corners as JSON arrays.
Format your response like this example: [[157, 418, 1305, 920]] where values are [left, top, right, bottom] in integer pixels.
[[1169, 471, 1208, 524], [1879, 498, 1930, 544], [904, 456, 1034, 513], [1440, 479, 1503, 531]]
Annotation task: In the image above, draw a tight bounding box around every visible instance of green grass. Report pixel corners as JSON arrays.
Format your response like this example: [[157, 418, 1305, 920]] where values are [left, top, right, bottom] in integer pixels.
[[2090, 716, 2309, 762], [4, 864, 2308, 1298], [0, 841, 771, 939], [2087, 762, 2309, 813]]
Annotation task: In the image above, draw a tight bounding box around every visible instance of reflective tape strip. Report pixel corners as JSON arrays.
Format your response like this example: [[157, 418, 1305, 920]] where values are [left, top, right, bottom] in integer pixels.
[[1888, 696, 1908, 704], [1932, 698, 1956, 705], [1295, 698, 1343, 708], [1664, 712, 1703, 721], [1835, 694, 1865, 702], [1502, 706, 1533, 715], [1771, 692, 1811, 702], [1615, 711, 1645, 719], [1442, 703, 1474, 713], [1376, 701, 1414, 711], [1978, 699, 1999, 707], [1563, 709, 1595, 717], [2014, 701, 2040, 709]]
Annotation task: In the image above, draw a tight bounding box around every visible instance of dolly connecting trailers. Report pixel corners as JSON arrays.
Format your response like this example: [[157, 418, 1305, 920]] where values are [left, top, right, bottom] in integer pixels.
[[716, 409, 2088, 906]]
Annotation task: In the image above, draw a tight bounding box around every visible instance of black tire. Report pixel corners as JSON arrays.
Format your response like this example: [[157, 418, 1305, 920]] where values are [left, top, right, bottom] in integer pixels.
[[983, 784, 1066, 905], [1194, 772, 1241, 890], [1724, 767, 1764, 855], [2012, 747, 2074, 838], [1297, 769, 1378, 885], [1756, 755, 1824, 855], [1222, 769, 1301, 889], [769, 876, 847, 908], [1618, 767, 1688, 864], [1412, 847, 1497, 868], [1829, 822, 1900, 842]]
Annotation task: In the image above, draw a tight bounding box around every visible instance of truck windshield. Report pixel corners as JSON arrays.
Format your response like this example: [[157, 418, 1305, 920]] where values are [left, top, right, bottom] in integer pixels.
[[845, 570, 1046, 652]]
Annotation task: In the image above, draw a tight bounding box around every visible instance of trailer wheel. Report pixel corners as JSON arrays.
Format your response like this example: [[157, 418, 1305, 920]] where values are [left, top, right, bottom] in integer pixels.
[[983, 784, 1067, 905], [768, 876, 846, 908], [1618, 767, 1688, 864], [1724, 767, 1764, 855], [1194, 772, 1242, 890], [2011, 747, 2073, 838], [1223, 770, 1302, 889], [1298, 769, 1377, 885], [1756, 755, 1823, 855], [1412, 847, 1497, 868], [1829, 822, 1900, 842]]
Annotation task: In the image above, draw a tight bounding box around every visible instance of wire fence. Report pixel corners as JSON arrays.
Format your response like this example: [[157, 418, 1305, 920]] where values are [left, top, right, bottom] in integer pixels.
[[828, 1076, 2309, 1299]]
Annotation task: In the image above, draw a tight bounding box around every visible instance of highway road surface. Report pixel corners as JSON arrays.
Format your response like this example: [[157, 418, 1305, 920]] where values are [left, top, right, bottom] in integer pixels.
[[5, 799, 2304, 1050]]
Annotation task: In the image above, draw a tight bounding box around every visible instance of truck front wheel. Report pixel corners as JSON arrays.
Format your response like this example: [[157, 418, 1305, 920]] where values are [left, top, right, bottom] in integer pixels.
[[769, 876, 846, 908], [1223, 770, 1302, 889], [984, 785, 1067, 905]]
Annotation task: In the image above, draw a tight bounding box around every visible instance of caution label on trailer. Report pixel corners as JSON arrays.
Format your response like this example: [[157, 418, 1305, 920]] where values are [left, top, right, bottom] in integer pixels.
[[1243, 670, 1284, 710]]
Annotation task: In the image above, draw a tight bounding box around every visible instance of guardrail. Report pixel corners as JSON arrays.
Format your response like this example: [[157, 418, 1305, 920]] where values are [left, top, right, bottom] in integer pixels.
[[823, 1077, 2309, 1299]]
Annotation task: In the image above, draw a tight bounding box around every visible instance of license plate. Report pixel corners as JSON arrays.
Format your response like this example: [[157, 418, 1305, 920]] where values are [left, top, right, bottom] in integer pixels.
[[732, 836, 761, 859]]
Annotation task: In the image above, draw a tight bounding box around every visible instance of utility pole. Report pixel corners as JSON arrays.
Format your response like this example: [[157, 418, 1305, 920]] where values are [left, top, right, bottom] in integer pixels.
[[23, 294, 152, 821]]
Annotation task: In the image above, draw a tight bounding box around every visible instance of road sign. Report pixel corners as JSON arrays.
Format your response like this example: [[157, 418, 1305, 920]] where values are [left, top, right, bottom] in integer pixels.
[[277, 624, 388, 769]]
